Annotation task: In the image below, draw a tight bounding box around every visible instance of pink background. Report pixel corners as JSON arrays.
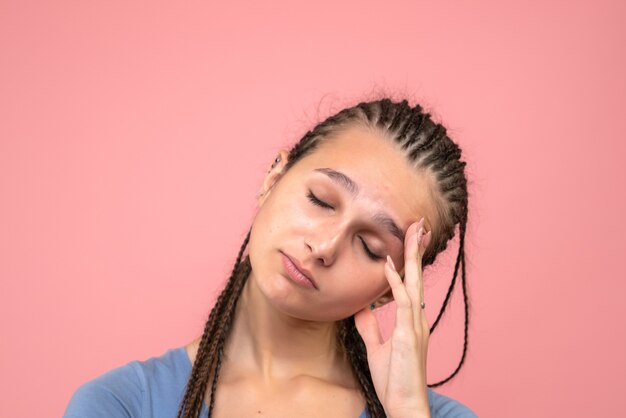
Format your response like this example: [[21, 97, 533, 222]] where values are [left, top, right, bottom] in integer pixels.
[[1, 1, 625, 416]]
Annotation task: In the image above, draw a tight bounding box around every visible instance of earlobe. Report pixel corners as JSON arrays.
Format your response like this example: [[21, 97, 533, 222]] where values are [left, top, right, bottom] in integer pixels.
[[373, 289, 394, 307]]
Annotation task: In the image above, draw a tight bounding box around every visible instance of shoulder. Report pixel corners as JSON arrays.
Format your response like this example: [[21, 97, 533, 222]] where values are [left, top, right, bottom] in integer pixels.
[[63, 358, 144, 418], [63, 347, 191, 418], [427, 388, 477, 418]]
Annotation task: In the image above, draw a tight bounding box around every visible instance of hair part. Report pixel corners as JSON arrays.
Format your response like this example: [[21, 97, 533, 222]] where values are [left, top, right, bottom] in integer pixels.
[[177, 98, 471, 418]]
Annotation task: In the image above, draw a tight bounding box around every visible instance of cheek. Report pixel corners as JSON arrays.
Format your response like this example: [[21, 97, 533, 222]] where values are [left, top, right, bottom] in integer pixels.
[[323, 267, 388, 311], [252, 195, 289, 239], [267, 187, 310, 225], [249, 193, 306, 271]]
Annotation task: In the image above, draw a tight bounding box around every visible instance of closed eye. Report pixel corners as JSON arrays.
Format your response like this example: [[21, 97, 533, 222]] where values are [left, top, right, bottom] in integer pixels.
[[359, 237, 382, 261], [307, 190, 334, 209], [307, 190, 383, 262]]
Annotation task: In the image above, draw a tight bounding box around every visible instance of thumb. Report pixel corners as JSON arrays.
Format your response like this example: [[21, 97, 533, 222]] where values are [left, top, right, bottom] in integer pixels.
[[354, 306, 383, 350]]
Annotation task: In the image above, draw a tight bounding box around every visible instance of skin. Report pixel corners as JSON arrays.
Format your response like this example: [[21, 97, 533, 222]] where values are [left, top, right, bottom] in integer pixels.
[[186, 125, 437, 418]]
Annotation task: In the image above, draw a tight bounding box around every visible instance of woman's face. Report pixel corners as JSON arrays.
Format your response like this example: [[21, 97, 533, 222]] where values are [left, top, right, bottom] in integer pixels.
[[248, 124, 437, 322]]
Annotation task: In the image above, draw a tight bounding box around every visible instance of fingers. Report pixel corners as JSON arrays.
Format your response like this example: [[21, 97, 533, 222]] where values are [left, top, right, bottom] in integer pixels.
[[385, 255, 417, 335], [403, 219, 422, 294], [418, 229, 432, 338], [403, 219, 426, 328], [383, 218, 432, 342], [354, 306, 383, 349], [420, 230, 432, 306]]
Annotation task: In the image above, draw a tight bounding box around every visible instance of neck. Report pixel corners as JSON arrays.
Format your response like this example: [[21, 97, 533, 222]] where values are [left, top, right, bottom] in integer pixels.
[[222, 272, 349, 383]]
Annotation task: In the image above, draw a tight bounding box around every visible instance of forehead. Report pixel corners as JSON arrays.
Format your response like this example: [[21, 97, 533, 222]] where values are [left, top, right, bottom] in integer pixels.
[[295, 125, 437, 232]]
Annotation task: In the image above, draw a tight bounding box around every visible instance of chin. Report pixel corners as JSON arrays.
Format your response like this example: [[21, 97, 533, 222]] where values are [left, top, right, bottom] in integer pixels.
[[251, 275, 325, 321], [248, 254, 359, 322]]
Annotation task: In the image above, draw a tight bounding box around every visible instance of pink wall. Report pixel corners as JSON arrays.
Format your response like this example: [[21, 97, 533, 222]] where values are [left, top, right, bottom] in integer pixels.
[[1, 1, 625, 416]]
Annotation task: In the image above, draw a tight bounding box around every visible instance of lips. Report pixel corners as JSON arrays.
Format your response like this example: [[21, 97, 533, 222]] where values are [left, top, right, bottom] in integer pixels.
[[281, 252, 318, 290]]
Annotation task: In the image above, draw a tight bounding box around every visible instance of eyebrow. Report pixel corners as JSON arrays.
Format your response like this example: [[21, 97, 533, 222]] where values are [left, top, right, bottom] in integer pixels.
[[313, 167, 406, 244]]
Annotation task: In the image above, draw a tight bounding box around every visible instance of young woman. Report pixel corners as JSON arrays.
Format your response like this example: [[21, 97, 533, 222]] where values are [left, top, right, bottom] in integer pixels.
[[64, 98, 476, 418]]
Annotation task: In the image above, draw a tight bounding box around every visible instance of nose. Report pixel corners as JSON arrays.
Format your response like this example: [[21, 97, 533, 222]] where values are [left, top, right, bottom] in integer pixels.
[[305, 227, 344, 266]]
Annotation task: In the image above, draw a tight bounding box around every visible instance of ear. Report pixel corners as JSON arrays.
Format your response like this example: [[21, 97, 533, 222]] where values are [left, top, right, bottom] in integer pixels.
[[257, 149, 290, 207]]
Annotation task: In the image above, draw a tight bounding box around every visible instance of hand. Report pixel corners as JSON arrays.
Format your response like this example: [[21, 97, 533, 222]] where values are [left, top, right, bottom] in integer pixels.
[[354, 217, 432, 418]]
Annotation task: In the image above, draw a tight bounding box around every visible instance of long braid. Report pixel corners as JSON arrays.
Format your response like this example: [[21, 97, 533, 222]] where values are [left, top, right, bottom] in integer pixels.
[[176, 230, 251, 418], [338, 317, 387, 418], [188, 255, 249, 414], [177, 97, 472, 417], [205, 257, 250, 416], [428, 218, 469, 387], [206, 345, 223, 414]]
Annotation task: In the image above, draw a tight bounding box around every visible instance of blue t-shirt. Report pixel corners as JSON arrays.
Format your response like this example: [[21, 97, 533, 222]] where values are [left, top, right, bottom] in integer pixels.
[[63, 346, 476, 417]]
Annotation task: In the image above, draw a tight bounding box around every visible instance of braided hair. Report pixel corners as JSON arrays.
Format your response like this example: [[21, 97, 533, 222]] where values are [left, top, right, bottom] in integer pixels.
[[176, 98, 470, 418]]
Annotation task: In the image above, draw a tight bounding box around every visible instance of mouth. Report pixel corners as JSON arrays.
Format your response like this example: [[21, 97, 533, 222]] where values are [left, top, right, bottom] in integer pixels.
[[280, 252, 318, 290]]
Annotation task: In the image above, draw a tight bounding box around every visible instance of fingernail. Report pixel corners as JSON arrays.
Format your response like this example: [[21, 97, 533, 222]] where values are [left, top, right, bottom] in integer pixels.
[[386, 255, 396, 270], [422, 230, 432, 249]]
